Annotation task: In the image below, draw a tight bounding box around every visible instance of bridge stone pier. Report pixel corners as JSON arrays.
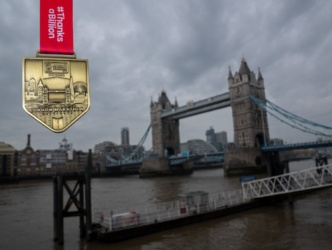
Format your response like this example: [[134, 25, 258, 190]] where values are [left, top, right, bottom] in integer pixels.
[[143, 58, 271, 176]]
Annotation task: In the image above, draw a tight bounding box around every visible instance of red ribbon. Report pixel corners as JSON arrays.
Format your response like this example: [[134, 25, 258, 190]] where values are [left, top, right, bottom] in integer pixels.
[[40, 0, 74, 54]]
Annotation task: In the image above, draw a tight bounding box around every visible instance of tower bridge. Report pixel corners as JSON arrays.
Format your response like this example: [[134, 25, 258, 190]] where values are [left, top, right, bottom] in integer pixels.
[[142, 57, 271, 176], [104, 57, 332, 177]]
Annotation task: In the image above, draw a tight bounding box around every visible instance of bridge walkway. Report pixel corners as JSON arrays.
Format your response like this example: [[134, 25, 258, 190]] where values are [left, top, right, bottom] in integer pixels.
[[242, 164, 332, 199]]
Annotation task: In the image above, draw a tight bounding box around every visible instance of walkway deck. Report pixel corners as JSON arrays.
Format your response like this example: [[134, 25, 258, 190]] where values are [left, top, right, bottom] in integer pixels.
[[242, 164, 332, 199], [94, 188, 250, 236]]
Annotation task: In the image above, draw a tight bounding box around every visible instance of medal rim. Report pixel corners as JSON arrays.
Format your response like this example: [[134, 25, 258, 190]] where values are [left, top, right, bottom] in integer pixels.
[[22, 56, 90, 133]]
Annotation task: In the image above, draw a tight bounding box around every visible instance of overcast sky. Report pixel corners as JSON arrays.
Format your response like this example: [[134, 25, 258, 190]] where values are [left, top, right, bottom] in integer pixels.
[[1, 0, 332, 152]]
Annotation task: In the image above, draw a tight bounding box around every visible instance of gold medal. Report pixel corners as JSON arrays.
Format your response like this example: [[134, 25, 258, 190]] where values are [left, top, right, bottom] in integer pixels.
[[22, 52, 90, 132]]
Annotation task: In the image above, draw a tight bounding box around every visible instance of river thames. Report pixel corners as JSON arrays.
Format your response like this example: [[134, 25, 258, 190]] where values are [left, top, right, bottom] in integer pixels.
[[1, 159, 332, 250]]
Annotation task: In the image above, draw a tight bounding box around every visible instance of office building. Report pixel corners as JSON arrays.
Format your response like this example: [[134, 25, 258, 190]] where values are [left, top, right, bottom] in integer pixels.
[[121, 127, 130, 145]]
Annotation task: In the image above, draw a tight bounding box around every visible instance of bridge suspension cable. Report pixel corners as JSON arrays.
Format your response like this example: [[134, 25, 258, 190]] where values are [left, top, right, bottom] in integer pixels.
[[250, 95, 332, 137], [106, 124, 152, 165], [121, 124, 152, 162], [137, 124, 152, 148]]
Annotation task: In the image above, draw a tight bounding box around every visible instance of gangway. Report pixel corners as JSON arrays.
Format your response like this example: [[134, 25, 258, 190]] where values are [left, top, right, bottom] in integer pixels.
[[242, 164, 332, 199]]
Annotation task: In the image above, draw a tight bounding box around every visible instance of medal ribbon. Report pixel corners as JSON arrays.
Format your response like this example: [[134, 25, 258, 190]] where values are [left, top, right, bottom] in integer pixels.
[[40, 0, 74, 54]]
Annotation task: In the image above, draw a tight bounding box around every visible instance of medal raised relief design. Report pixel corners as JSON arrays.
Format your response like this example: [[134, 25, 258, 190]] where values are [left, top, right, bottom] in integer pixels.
[[22, 55, 90, 132]]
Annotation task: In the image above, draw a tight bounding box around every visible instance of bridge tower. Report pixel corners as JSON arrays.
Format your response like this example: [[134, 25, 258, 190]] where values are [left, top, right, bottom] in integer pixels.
[[225, 57, 270, 175], [141, 91, 185, 176], [150, 90, 180, 157]]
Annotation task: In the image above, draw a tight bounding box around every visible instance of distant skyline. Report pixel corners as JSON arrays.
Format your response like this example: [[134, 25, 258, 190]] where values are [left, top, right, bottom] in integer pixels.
[[16, 126, 228, 151], [1, 0, 332, 151], [10, 123, 305, 153]]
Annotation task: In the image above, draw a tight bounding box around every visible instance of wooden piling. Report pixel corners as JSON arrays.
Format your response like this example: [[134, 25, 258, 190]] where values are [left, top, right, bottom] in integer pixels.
[[85, 149, 93, 241], [79, 180, 85, 238], [56, 175, 64, 244], [52, 148, 93, 245], [53, 176, 58, 242]]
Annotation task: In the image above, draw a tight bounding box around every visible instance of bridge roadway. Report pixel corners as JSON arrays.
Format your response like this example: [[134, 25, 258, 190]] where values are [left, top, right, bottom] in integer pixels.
[[168, 153, 224, 165], [105, 139, 332, 169], [161, 92, 230, 119], [104, 153, 225, 174], [262, 140, 332, 152], [105, 153, 224, 167]]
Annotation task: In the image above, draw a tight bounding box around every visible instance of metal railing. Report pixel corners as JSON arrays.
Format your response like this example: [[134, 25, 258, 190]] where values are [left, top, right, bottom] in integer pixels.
[[94, 188, 250, 231], [242, 164, 332, 199]]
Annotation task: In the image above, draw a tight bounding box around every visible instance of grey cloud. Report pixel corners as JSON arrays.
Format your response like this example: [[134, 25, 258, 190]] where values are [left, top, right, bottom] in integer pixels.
[[1, 0, 332, 151]]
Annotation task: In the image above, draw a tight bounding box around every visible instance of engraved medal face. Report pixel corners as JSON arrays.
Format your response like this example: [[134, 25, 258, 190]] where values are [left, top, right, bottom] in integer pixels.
[[22, 57, 90, 132]]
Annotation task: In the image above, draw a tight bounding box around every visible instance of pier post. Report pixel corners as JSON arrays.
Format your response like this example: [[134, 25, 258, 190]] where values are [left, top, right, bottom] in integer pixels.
[[56, 175, 64, 244], [284, 161, 293, 205], [85, 149, 92, 241], [52, 149, 93, 245], [53, 177, 58, 242], [79, 180, 85, 237], [268, 151, 287, 176], [315, 154, 328, 174]]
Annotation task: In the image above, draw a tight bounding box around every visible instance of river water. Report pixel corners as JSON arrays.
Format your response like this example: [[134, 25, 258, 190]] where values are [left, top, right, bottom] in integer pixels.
[[1, 159, 332, 250]]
